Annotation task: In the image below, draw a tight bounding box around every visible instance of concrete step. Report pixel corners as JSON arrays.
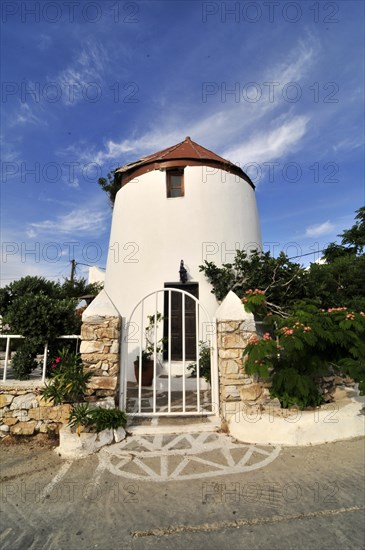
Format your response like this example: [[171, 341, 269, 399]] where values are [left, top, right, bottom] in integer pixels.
[[127, 415, 221, 435]]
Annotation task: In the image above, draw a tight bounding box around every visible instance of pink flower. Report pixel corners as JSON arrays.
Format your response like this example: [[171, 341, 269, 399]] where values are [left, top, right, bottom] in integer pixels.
[[55, 357, 61, 363]]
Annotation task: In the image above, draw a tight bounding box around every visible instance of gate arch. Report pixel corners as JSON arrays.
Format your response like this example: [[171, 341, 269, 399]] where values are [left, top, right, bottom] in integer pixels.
[[119, 288, 219, 417]]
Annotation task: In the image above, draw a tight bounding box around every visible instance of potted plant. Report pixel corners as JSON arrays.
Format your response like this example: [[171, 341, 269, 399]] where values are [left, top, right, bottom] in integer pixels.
[[134, 312, 165, 386]]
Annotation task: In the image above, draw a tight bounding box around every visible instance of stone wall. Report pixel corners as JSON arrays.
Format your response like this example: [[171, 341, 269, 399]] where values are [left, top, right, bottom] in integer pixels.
[[80, 315, 121, 406], [79, 290, 122, 407], [217, 320, 271, 420], [0, 382, 71, 437]]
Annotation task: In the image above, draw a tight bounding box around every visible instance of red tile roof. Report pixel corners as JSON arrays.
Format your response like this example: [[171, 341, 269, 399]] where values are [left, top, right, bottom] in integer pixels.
[[115, 137, 254, 188]]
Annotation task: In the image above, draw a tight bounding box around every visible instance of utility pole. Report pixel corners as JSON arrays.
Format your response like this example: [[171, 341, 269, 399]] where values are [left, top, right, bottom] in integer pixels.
[[70, 259, 76, 283]]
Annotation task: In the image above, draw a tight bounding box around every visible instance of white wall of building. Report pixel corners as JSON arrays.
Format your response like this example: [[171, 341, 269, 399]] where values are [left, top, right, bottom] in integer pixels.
[[104, 165, 261, 320], [88, 266, 105, 286], [103, 165, 261, 381]]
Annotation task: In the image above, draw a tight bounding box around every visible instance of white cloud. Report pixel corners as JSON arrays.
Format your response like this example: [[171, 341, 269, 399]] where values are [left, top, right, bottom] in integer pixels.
[[305, 221, 335, 238], [26, 228, 37, 239], [28, 206, 110, 237], [0, 135, 20, 162], [264, 34, 317, 84], [55, 42, 108, 105], [11, 102, 45, 127], [222, 115, 310, 166], [333, 137, 364, 153], [70, 36, 318, 169]]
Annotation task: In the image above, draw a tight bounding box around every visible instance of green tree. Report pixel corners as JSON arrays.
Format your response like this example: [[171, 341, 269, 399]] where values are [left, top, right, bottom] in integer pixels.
[[98, 170, 120, 207], [0, 275, 97, 379], [200, 206, 365, 313], [339, 206, 365, 254], [200, 249, 308, 313], [60, 277, 102, 300], [307, 206, 365, 310], [199, 207, 365, 408]]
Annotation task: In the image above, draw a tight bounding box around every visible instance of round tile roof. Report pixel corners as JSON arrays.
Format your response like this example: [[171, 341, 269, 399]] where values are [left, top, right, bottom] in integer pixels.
[[115, 137, 254, 188]]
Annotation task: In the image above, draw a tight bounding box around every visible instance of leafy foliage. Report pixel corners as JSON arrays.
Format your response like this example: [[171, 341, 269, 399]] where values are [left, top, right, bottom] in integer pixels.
[[4, 293, 79, 342], [140, 312, 165, 362], [200, 208, 365, 408], [187, 341, 211, 383], [0, 275, 100, 379], [339, 206, 365, 254], [67, 403, 92, 435], [306, 207, 365, 311], [68, 403, 127, 435], [242, 295, 365, 408], [90, 407, 127, 432], [199, 206, 365, 314], [40, 349, 91, 405], [200, 249, 307, 311], [98, 171, 120, 207], [60, 277, 103, 300], [10, 341, 40, 380]]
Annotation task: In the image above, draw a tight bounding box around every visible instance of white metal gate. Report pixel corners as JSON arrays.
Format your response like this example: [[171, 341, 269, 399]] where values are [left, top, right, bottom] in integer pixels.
[[119, 288, 218, 417]]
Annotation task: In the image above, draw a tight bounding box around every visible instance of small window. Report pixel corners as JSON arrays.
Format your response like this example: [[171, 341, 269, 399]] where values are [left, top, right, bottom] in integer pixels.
[[166, 169, 184, 198]]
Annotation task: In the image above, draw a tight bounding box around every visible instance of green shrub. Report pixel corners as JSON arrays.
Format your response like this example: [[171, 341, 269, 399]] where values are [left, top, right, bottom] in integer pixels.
[[90, 407, 128, 432], [11, 340, 40, 380], [68, 403, 127, 435], [242, 294, 365, 408], [40, 348, 91, 404]]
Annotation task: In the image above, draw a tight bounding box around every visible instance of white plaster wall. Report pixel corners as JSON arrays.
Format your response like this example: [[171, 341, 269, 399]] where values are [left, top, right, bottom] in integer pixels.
[[88, 266, 105, 285], [104, 165, 261, 321], [228, 393, 365, 446]]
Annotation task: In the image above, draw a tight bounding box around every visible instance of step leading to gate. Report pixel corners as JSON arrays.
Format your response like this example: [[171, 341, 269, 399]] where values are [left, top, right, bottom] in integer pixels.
[[127, 415, 221, 436]]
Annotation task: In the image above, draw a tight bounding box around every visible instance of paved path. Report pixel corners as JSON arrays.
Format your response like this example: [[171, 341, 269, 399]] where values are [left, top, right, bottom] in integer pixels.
[[0, 434, 364, 549]]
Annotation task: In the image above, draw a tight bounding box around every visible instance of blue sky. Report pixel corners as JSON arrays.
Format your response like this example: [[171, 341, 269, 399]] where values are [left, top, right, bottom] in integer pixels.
[[1, 0, 364, 285]]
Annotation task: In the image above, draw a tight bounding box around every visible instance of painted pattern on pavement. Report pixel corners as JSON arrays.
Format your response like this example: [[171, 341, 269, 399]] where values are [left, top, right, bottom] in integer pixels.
[[94, 432, 281, 482]]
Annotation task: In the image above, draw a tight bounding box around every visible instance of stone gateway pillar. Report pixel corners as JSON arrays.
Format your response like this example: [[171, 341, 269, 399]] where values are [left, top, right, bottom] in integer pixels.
[[80, 290, 121, 407], [215, 292, 268, 421]]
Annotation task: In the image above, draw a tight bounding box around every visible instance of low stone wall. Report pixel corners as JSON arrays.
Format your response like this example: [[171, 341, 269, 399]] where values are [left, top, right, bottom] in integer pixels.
[[80, 315, 121, 406], [0, 291, 122, 439], [0, 382, 71, 437]]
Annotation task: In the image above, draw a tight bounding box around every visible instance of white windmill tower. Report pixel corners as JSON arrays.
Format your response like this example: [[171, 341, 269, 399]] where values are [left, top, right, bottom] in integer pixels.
[[92, 137, 261, 399]]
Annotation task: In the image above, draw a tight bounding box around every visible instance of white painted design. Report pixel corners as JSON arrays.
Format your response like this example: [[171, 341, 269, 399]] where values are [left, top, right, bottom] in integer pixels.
[[39, 460, 73, 502], [96, 433, 281, 482]]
